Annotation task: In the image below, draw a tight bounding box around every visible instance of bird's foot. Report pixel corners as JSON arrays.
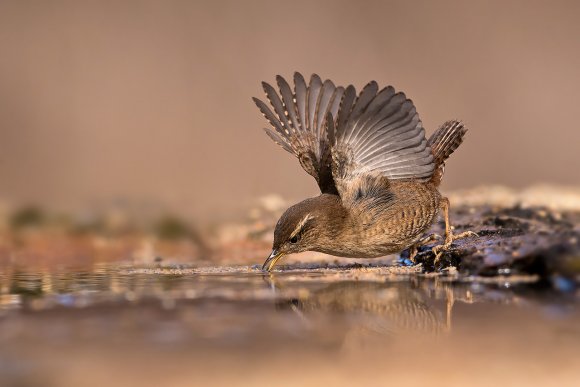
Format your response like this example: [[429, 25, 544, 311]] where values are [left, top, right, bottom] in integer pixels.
[[418, 233, 442, 246], [408, 234, 442, 264], [408, 233, 442, 264], [432, 231, 479, 263]]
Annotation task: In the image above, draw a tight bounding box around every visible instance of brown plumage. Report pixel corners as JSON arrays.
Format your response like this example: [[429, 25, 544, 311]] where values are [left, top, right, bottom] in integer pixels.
[[254, 73, 476, 271]]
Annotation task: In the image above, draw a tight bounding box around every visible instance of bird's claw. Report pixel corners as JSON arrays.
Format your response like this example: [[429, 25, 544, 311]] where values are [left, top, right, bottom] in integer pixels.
[[460, 231, 479, 239], [432, 244, 449, 263], [432, 231, 479, 263], [419, 233, 442, 245], [407, 233, 445, 264]]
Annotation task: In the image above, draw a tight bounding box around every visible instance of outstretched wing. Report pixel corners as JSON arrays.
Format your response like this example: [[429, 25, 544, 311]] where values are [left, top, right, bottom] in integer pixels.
[[253, 73, 344, 194], [328, 81, 435, 207]]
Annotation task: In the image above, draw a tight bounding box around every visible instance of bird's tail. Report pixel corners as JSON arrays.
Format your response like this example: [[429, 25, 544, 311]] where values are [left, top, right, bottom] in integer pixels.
[[427, 120, 467, 186]]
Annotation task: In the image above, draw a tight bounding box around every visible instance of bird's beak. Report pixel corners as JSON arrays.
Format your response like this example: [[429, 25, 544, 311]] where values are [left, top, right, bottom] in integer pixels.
[[262, 249, 284, 272]]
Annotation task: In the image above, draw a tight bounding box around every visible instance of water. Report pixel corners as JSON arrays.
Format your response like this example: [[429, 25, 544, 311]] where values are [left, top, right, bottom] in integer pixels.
[[1, 263, 579, 386]]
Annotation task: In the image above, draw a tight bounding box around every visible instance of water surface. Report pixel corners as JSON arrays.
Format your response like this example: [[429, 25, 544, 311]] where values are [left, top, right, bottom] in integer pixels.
[[1, 263, 579, 386]]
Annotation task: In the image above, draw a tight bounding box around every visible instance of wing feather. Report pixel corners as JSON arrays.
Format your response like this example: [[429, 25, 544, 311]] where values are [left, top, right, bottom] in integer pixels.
[[262, 82, 292, 134], [315, 80, 336, 140], [294, 73, 308, 131], [344, 81, 378, 144], [330, 82, 435, 206], [276, 76, 300, 134], [252, 97, 287, 137], [253, 73, 342, 194], [307, 74, 322, 137], [264, 127, 293, 153], [254, 73, 444, 205], [329, 86, 345, 119], [336, 85, 357, 136]]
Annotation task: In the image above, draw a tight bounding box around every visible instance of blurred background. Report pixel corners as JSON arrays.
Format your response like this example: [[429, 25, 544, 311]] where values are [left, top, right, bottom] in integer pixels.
[[0, 0, 579, 225], [2, 5, 580, 386]]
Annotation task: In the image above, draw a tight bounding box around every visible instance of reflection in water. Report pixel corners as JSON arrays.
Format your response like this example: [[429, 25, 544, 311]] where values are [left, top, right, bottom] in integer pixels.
[[0, 267, 573, 340], [269, 280, 452, 353], [277, 281, 446, 334], [0, 264, 536, 323], [0, 264, 579, 386]]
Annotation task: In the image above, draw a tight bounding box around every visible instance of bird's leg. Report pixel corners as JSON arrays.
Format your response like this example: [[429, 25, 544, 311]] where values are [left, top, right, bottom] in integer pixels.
[[445, 285, 454, 333], [408, 244, 419, 263], [408, 234, 441, 263], [418, 233, 442, 245], [432, 197, 478, 262]]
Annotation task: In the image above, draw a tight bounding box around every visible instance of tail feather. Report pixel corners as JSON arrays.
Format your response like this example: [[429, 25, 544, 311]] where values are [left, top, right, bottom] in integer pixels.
[[427, 120, 467, 186]]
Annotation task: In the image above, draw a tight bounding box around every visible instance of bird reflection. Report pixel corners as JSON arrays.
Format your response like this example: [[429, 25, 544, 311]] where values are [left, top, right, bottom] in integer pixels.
[[266, 277, 455, 349]]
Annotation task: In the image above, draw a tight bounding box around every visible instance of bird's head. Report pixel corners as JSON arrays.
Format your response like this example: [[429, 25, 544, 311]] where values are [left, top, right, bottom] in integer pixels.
[[262, 197, 337, 271]]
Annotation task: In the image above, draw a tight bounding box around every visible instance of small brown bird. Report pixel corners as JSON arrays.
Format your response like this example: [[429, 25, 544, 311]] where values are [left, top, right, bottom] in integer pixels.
[[253, 73, 476, 271]]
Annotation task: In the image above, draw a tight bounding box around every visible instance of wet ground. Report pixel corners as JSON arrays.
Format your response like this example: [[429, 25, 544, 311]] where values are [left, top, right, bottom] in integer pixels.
[[1, 187, 580, 386], [1, 262, 580, 387]]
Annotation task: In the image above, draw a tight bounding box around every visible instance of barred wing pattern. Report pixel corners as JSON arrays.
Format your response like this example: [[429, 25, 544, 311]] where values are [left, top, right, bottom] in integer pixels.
[[254, 73, 435, 206], [253, 73, 344, 194], [328, 80, 435, 206]]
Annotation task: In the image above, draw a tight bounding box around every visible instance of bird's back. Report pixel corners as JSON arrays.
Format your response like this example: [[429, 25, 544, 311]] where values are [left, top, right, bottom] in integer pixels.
[[325, 180, 440, 258]]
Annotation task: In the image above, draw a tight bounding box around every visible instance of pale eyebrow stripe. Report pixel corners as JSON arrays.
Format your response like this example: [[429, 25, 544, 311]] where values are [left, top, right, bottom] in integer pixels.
[[290, 213, 313, 238]]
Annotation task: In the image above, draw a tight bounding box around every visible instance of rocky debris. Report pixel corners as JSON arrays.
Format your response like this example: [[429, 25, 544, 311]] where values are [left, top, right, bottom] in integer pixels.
[[408, 203, 580, 285]]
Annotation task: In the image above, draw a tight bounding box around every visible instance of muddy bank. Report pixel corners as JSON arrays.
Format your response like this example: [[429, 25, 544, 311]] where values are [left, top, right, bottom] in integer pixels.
[[408, 202, 580, 283]]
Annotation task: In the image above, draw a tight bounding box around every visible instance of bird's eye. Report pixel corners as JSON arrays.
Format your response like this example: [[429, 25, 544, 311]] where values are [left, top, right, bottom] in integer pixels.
[[290, 235, 299, 244]]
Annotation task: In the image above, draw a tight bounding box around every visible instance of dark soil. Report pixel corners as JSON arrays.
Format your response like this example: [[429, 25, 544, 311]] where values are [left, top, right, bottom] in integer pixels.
[[407, 204, 580, 286]]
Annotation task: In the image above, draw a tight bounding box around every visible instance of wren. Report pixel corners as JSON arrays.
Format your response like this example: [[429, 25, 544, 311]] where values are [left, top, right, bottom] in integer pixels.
[[253, 73, 476, 271]]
